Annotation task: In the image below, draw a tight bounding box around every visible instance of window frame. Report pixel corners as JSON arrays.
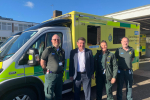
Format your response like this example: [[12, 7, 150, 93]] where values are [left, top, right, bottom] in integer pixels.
[[45, 32, 63, 48], [0, 22, 1, 30], [2, 22, 7, 30]]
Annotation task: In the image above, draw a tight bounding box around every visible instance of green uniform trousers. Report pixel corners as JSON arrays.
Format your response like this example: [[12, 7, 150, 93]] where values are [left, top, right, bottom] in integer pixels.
[[45, 73, 63, 100], [117, 69, 133, 100], [96, 72, 114, 100]]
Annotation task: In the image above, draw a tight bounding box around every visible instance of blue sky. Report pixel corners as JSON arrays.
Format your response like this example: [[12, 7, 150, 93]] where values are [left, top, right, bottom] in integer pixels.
[[0, 0, 150, 23]]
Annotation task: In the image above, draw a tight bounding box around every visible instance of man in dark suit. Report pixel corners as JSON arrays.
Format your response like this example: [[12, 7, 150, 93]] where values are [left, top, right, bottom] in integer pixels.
[[69, 37, 94, 100]]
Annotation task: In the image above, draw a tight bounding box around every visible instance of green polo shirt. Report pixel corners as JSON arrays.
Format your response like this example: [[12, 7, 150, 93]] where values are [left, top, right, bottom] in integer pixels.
[[41, 46, 65, 73], [115, 46, 135, 69]]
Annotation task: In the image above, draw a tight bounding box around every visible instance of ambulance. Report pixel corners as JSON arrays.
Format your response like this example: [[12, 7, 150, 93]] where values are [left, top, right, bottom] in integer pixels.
[[0, 32, 22, 60], [140, 34, 146, 57], [0, 11, 140, 100]]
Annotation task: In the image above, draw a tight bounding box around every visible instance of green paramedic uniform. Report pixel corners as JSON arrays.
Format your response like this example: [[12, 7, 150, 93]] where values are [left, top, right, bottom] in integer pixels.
[[115, 46, 135, 100], [41, 46, 65, 100], [94, 50, 118, 100]]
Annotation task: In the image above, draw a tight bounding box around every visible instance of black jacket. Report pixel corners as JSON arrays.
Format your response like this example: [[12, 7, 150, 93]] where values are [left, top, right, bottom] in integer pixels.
[[69, 48, 94, 79], [94, 50, 118, 80]]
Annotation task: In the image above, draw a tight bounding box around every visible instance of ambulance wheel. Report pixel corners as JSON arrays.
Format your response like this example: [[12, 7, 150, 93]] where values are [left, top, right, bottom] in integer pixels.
[[2, 88, 37, 100]]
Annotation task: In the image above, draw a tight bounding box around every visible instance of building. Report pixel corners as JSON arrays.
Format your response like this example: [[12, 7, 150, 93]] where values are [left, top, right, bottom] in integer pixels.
[[0, 16, 39, 41]]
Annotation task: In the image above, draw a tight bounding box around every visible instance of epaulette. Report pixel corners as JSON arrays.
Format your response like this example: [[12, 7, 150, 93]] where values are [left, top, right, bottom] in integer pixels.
[[128, 46, 133, 49], [118, 47, 122, 49], [61, 48, 65, 52], [61, 48, 65, 54], [47, 46, 52, 48]]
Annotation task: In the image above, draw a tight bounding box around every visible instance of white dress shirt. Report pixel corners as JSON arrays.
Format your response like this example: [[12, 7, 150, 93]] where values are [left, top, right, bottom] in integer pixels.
[[77, 49, 86, 72]]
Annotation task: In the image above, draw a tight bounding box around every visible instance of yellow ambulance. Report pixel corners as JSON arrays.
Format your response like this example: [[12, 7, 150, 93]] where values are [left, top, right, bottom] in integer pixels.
[[140, 34, 146, 57], [0, 11, 140, 100]]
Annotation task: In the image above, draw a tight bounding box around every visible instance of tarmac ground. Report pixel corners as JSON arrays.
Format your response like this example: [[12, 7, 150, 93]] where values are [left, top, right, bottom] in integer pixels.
[[62, 57, 150, 100]]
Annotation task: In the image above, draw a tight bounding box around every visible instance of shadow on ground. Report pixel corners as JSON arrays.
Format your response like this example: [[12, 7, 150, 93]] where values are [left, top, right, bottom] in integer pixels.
[[62, 62, 150, 100]]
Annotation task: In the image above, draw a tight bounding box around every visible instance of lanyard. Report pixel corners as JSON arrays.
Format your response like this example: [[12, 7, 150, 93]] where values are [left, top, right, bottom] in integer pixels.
[[53, 47, 62, 61]]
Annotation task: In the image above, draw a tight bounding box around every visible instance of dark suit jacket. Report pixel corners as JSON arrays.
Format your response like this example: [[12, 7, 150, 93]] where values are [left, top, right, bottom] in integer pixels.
[[69, 48, 94, 79]]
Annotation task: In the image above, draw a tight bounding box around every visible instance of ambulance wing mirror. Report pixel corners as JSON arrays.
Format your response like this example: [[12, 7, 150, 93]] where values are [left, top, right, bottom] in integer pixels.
[[18, 53, 28, 65], [27, 48, 40, 66]]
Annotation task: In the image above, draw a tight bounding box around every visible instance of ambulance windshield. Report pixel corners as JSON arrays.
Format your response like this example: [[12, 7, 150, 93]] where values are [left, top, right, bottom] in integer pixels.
[[2, 31, 37, 61], [0, 37, 13, 48]]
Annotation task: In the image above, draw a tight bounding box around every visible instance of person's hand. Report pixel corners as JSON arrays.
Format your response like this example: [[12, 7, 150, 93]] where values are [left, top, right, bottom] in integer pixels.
[[70, 77, 73, 81], [92, 74, 94, 79], [111, 78, 116, 84]]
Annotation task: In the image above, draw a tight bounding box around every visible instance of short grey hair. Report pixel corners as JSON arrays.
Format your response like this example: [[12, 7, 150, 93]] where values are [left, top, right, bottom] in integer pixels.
[[121, 37, 129, 41], [100, 40, 107, 45]]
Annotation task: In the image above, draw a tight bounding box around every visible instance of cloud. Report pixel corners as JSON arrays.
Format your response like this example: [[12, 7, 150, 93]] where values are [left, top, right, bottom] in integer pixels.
[[25, 1, 34, 8]]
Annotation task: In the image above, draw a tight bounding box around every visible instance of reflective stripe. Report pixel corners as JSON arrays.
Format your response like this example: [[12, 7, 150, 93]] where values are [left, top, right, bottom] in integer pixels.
[[80, 21, 89, 23], [120, 23, 130, 28], [107, 21, 120, 27], [135, 50, 139, 57], [107, 21, 140, 29], [0, 62, 24, 82], [25, 66, 34, 76], [66, 59, 69, 70], [38, 75, 45, 83], [76, 15, 79, 18], [142, 46, 146, 49], [140, 46, 146, 53], [34, 66, 44, 76], [131, 24, 140, 29]]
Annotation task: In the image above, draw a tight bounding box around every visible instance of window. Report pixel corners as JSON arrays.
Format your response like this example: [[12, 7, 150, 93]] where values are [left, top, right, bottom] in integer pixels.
[[24, 24, 28, 30], [1, 22, 12, 30], [14, 23, 19, 31], [2, 37, 6, 40], [28, 25, 32, 28], [87, 25, 101, 45], [30, 34, 46, 57], [47, 32, 63, 47], [113, 28, 125, 44], [19, 24, 23, 31], [0, 22, 1, 30], [14, 26, 18, 31], [7, 23, 12, 30], [2, 22, 6, 30]]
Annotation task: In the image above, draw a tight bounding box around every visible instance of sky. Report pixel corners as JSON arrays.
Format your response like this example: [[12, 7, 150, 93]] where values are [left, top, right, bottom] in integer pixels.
[[0, 0, 150, 23]]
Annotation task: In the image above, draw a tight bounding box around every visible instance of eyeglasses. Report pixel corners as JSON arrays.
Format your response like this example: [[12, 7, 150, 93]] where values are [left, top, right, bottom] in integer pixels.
[[52, 39, 60, 41]]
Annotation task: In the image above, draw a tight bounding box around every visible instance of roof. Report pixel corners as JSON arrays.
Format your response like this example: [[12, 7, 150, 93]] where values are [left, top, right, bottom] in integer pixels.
[[104, 4, 150, 32]]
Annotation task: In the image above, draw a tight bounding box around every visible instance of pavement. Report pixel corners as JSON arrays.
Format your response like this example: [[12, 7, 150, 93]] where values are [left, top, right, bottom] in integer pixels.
[[62, 57, 150, 100]]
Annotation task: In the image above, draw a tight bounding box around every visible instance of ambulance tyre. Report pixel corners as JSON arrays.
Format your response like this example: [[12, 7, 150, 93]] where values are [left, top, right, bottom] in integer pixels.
[[2, 88, 37, 100]]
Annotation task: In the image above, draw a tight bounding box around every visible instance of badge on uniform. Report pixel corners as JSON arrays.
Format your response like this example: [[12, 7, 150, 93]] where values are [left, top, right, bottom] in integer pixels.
[[129, 70, 131, 74], [103, 69, 106, 74], [121, 52, 124, 54], [129, 51, 132, 55], [107, 57, 110, 63], [118, 70, 120, 73], [59, 62, 63, 66], [52, 53, 55, 55]]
